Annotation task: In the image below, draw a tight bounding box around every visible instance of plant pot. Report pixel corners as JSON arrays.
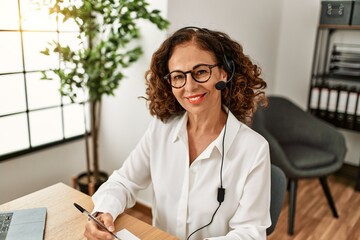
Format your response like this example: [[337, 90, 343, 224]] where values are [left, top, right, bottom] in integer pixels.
[[76, 171, 109, 195]]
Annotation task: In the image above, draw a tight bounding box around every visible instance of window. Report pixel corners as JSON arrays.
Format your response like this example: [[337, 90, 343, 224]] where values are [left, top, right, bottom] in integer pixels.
[[0, 0, 88, 161]]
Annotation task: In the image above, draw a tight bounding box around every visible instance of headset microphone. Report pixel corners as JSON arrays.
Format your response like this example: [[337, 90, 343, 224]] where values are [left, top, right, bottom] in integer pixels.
[[215, 81, 227, 90]]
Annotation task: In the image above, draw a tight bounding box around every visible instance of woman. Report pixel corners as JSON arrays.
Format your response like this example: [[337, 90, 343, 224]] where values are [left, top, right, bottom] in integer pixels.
[[84, 27, 271, 240]]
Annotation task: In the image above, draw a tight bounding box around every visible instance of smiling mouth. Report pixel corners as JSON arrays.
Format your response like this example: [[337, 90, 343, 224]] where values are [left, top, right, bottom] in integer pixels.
[[186, 93, 206, 104]]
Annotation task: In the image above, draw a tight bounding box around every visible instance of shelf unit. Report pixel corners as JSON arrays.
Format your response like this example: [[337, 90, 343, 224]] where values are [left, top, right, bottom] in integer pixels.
[[308, 24, 360, 190]]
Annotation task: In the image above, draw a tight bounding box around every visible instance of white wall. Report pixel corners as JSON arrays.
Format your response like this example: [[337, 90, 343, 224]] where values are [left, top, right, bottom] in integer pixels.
[[274, 0, 320, 106], [0, 140, 86, 203]]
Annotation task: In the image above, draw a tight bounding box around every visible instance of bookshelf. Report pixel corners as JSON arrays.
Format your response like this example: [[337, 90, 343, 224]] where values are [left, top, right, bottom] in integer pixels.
[[308, 24, 360, 190]]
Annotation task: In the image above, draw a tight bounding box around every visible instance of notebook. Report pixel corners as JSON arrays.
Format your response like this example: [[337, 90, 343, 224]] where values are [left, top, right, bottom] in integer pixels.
[[0, 207, 46, 240]]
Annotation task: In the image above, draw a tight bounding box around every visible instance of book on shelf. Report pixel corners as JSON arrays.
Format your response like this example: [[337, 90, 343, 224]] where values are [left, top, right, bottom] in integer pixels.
[[309, 84, 360, 131]]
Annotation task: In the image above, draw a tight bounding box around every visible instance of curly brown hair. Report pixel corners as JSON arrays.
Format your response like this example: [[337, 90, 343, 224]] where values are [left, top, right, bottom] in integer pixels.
[[145, 27, 267, 124]]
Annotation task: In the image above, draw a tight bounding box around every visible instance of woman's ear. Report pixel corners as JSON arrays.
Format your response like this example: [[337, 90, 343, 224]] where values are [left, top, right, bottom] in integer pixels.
[[220, 67, 228, 81]]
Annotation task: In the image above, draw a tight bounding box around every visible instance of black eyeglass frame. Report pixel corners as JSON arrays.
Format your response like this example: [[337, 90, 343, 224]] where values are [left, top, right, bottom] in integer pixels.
[[164, 63, 219, 89]]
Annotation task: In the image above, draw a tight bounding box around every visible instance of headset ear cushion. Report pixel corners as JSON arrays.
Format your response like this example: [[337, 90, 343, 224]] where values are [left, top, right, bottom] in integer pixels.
[[223, 55, 233, 73]]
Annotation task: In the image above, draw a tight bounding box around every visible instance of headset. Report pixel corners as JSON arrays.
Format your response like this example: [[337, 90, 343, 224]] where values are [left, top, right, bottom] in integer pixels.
[[174, 27, 237, 240], [215, 54, 235, 90]]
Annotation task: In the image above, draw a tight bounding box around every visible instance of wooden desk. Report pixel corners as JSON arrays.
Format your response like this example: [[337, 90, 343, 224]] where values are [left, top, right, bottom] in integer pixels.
[[0, 183, 177, 240]]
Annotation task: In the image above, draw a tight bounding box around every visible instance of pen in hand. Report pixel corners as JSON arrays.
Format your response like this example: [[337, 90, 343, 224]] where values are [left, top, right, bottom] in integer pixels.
[[73, 202, 121, 240]]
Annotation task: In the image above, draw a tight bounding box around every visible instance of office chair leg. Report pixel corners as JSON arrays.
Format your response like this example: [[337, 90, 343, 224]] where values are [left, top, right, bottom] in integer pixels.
[[287, 179, 291, 191], [288, 179, 297, 235], [355, 165, 360, 192], [319, 177, 339, 218]]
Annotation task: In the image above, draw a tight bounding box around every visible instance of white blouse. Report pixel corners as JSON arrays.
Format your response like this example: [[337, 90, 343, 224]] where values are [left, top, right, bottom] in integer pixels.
[[92, 111, 271, 239]]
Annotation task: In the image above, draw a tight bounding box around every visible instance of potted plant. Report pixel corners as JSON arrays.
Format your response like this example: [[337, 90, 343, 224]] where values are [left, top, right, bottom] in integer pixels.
[[36, 0, 169, 194]]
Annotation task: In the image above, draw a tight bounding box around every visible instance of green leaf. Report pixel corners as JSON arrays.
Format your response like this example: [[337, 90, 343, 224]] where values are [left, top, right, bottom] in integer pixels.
[[34, 0, 170, 103], [40, 48, 50, 55]]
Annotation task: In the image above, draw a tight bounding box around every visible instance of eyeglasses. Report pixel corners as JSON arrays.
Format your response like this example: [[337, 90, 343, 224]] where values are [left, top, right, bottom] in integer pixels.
[[164, 64, 219, 89]]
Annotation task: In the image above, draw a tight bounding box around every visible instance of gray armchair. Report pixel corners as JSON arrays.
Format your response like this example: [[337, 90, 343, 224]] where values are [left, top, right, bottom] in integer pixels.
[[252, 96, 347, 235]]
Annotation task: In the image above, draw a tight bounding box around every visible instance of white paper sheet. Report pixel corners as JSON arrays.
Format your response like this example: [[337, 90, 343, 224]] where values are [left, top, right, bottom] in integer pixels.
[[116, 229, 140, 240]]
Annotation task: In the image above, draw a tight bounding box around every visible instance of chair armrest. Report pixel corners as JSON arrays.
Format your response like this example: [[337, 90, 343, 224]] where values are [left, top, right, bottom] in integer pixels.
[[252, 122, 296, 176]]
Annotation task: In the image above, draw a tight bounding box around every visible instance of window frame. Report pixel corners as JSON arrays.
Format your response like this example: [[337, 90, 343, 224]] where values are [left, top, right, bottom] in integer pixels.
[[0, 0, 87, 162]]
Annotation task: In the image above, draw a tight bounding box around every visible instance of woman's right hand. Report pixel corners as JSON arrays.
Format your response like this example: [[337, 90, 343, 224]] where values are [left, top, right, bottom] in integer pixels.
[[84, 212, 116, 240]]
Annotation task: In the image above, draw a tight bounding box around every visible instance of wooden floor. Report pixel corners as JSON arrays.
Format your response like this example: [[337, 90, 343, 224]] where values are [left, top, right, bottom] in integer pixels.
[[269, 174, 360, 240], [125, 173, 360, 240]]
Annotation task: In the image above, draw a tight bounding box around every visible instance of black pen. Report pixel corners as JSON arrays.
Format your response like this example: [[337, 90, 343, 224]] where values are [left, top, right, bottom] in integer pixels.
[[74, 202, 121, 240]]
